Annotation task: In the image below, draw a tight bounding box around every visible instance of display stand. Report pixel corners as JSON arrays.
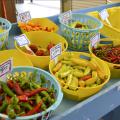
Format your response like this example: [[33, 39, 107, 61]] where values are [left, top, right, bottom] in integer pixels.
[[9, 3, 120, 120]]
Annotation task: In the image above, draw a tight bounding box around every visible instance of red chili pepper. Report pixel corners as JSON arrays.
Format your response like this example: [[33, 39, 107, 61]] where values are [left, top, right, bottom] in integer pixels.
[[0, 100, 2, 106], [24, 88, 48, 97], [13, 82, 24, 95], [0, 88, 3, 94], [81, 75, 92, 81], [5, 96, 11, 104], [21, 101, 42, 116], [17, 95, 28, 102], [111, 56, 118, 62], [7, 80, 14, 88]]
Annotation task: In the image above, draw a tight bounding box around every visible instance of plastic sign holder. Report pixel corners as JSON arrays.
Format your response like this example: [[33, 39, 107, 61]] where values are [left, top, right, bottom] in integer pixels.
[[14, 34, 36, 55], [0, 58, 12, 78], [50, 43, 62, 64], [19, 11, 31, 23], [90, 33, 100, 47], [99, 9, 112, 26], [61, 10, 72, 24]]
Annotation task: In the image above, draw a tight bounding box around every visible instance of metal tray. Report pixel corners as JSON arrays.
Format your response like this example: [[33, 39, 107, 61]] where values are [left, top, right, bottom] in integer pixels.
[[8, 3, 120, 120]]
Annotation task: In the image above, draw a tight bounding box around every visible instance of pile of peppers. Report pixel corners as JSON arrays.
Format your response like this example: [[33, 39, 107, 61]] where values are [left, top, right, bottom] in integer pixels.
[[92, 45, 120, 64], [0, 71, 55, 119]]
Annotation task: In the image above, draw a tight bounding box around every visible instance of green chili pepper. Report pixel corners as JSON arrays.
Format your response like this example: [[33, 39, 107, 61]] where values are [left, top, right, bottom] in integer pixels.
[[40, 91, 52, 103], [40, 74, 46, 84], [29, 70, 37, 82], [51, 98, 55, 104], [0, 81, 15, 97], [11, 95, 19, 105], [0, 100, 8, 112], [17, 111, 25, 116], [15, 105, 21, 114], [36, 94, 46, 110], [19, 103, 33, 110], [7, 105, 16, 119], [31, 82, 41, 89]]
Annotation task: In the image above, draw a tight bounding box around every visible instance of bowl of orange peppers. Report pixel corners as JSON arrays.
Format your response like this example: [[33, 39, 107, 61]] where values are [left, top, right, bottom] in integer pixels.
[[18, 18, 59, 33]]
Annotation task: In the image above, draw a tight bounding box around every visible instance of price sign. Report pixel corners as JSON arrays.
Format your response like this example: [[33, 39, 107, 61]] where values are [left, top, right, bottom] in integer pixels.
[[0, 59, 12, 77], [19, 11, 31, 23], [50, 43, 62, 62], [15, 34, 30, 47], [90, 33, 100, 47], [99, 9, 109, 20], [61, 10, 72, 24], [99, 9, 111, 26]]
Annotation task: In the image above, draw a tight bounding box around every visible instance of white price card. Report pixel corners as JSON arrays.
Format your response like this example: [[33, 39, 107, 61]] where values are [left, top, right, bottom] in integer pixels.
[[0, 59, 13, 77], [50, 43, 62, 60], [90, 33, 100, 47], [15, 34, 30, 47], [19, 11, 31, 23], [61, 10, 72, 24], [99, 9, 109, 20]]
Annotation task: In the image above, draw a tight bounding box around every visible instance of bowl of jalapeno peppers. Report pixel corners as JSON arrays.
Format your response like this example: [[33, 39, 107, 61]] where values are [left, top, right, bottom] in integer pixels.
[[0, 66, 63, 119]]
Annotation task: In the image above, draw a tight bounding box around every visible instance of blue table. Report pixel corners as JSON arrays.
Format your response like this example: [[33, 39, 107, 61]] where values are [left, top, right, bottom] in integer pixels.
[[9, 3, 120, 120]]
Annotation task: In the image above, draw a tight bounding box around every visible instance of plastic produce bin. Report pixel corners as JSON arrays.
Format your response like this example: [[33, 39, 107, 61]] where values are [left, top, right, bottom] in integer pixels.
[[0, 17, 11, 50], [88, 6, 120, 39], [89, 37, 120, 79], [59, 13, 103, 51]]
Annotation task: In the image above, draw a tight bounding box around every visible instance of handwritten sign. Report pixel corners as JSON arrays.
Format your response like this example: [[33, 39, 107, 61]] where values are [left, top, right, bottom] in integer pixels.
[[99, 9, 109, 20], [99, 9, 111, 26], [50, 43, 62, 60], [15, 34, 30, 47], [90, 33, 100, 47], [0, 59, 12, 77], [61, 10, 72, 24], [19, 11, 31, 23]]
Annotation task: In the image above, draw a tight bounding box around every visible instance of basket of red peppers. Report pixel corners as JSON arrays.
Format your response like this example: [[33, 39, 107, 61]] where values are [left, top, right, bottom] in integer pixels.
[[89, 38, 120, 78], [0, 66, 63, 120]]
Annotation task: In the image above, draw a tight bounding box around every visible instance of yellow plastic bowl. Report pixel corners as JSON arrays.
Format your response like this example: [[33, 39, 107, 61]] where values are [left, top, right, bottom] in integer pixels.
[[0, 49, 33, 66], [49, 52, 110, 101], [89, 38, 120, 79], [87, 7, 120, 39], [18, 18, 59, 33], [15, 31, 68, 69]]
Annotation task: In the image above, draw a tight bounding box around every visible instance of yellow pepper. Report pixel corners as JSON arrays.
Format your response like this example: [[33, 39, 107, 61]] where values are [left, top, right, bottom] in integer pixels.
[[53, 62, 62, 73], [69, 76, 78, 90]]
